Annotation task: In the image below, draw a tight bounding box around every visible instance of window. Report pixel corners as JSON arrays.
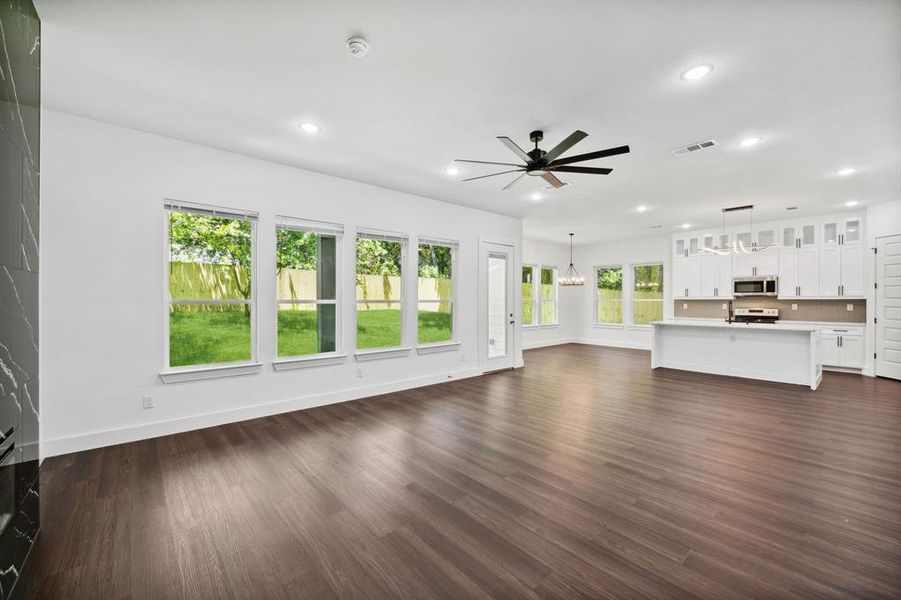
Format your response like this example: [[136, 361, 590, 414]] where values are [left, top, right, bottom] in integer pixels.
[[632, 263, 663, 325], [356, 232, 407, 349], [540, 266, 557, 325], [276, 218, 341, 357], [165, 202, 257, 368], [595, 266, 623, 324], [417, 240, 456, 344], [522, 265, 537, 326]]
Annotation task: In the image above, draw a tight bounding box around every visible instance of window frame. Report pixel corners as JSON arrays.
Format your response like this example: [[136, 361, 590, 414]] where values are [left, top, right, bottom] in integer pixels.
[[521, 264, 539, 328], [162, 200, 259, 375], [630, 262, 664, 327], [274, 217, 344, 363], [354, 229, 410, 354], [593, 264, 624, 327], [539, 265, 558, 326], [416, 237, 459, 348]]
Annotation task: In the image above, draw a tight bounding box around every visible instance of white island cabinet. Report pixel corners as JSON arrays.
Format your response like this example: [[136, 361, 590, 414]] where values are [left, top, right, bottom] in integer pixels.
[[651, 321, 822, 390]]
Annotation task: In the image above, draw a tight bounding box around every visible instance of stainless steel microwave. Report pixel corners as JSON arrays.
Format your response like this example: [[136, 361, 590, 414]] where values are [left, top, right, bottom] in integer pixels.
[[733, 276, 778, 297]]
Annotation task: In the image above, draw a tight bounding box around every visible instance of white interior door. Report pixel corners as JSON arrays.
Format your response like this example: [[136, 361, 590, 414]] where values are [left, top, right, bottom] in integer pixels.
[[480, 241, 515, 372], [876, 234, 901, 380]]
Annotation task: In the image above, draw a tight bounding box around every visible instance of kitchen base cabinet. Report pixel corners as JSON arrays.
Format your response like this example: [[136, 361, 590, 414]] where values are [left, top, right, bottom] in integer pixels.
[[820, 327, 864, 369]]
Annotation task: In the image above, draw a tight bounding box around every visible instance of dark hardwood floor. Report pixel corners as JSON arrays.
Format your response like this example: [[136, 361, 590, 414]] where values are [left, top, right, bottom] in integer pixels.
[[24, 344, 901, 599]]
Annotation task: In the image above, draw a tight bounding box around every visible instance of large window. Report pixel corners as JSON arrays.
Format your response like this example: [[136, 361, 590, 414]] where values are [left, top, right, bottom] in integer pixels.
[[632, 263, 663, 325], [522, 265, 537, 326], [166, 203, 257, 368], [356, 232, 406, 349], [540, 266, 558, 325], [418, 240, 456, 344], [595, 266, 623, 324], [276, 218, 341, 357]]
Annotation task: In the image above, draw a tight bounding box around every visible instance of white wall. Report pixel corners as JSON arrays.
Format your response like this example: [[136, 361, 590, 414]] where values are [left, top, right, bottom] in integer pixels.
[[865, 199, 901, 376], [40, 110, 522, 456], [521, 240, 579, 350]]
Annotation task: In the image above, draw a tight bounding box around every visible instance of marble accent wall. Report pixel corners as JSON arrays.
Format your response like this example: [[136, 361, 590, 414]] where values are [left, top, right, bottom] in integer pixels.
[[0, 1, 40, 597]]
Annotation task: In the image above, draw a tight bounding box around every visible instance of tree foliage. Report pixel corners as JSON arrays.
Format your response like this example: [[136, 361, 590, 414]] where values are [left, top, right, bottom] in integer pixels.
[[417, 244, 452, 279], [356, 239, 402, 276], [276, 229, 318, 271], [633, 264, 663, 293], [597, 267, 623, 290]]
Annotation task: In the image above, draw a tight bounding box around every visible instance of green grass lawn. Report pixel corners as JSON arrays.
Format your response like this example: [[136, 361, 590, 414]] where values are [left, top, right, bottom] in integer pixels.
[[170, 308, 453, 367]]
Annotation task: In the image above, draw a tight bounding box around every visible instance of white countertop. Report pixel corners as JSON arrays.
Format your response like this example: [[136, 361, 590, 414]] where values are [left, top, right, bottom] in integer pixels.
[[653, 320, 819, 332]]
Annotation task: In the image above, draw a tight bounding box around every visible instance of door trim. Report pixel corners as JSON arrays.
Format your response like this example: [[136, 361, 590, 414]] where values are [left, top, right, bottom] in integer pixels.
[[478, 239, 518, 373]]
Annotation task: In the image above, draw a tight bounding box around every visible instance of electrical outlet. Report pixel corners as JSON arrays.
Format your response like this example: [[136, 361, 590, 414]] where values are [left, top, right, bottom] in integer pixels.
[[142, 394, 154, 409], [682, 303, 688, 309], [721, 303, 727, 310], [792, 303, 798, 311], [846, 303, 854, 311]]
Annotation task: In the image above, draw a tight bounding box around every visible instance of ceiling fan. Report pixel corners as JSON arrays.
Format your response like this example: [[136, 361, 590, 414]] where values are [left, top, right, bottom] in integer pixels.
[[456, 130, 630, 190]]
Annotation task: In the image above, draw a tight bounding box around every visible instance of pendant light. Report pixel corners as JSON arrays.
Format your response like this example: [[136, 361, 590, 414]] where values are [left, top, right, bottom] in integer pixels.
[[559, 233, 585, 286]]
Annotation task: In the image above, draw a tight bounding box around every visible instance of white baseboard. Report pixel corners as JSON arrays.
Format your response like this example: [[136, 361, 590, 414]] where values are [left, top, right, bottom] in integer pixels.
[[41, 367, 482, 458], [573, 338, 652, 351], [522, 338, 573, 350]]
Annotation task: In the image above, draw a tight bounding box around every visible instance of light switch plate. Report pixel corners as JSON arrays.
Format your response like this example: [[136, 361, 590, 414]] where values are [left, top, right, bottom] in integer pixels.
[[846, 303, 854, 311], [682, 303, 688, 309], [721, 303, 727, 310], [792, 303, 798, 310]]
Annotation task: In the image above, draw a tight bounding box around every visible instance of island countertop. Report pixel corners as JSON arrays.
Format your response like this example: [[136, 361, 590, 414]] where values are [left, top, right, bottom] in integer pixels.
[[652, 320, 819, 332]]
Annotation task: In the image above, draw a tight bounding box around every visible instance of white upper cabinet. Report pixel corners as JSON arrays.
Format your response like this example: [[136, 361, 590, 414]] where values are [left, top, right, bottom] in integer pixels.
[[755, 228, 776, 249], [674, 238, 686, 257], [673, 257, 690, 298], [757, 250, 779, 276], [797, 248, 819, 297], [717, 232, 731, 250], [735, 230, 752, 251], [819, 246, 842, 296], [781, 225, 796, 248], [688, 237, 699, 255], [822, 220, 840, 246], [799, 223, 817, 247], [840, 245, 865, 296], [842, 217, 863, 245], [702, 234, 715, 252]]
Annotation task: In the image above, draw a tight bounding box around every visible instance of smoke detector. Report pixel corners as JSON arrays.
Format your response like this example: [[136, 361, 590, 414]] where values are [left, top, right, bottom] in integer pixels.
[[672, 139, 718, 156], [346, 37, 370, 58]]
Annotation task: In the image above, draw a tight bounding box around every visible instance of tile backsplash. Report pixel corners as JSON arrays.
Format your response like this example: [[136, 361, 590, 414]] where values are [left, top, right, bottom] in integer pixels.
[[674, 298, 866, 323]]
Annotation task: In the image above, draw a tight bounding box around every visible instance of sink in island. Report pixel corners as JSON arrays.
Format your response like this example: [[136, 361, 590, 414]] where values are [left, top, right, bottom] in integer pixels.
[[651, 320, 822, 390]]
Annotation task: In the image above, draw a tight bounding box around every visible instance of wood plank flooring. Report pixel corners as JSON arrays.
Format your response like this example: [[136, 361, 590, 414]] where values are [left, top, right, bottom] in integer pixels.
[[24, 344, 901, 599]]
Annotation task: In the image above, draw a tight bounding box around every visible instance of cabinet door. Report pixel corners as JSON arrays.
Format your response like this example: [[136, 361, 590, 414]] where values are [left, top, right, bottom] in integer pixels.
[[842, 217, 862, 246], [797, 248, 819, 297], [778, 249, 799, 297], [781, 225, 797, 248], [673, 258, 690, 298], [688, 237, 700, 256], [674, 239, 686, 257], [822, 220, 839, 246], [699, 256, 717, 297], [717, 233, 731, 250], [717, 254, 733, 298], [819, 246, 841, 296], [839, 335, 864, 368], [799, 223, 817, 247], [733, 252, 755, 277], [840, 245, 865, 297], [756, 228, 776, 248], [735, 231, 752, 252], [688, 257, 703, 297], [821, 333, 840, 366], [757, 251, 779, 277], [702, 234, 715, 252]]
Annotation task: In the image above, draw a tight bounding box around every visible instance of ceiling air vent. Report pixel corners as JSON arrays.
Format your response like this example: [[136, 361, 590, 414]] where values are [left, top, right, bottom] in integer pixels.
[[672, 139, 718, 156]]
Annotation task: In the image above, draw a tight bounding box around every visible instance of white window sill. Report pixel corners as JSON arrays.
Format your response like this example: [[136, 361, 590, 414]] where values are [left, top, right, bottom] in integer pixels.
[[416, 341, 461, 355], [629, 324, 652, 330], [593, 323, 625, 329], [521, 324, 541, 330], [354, 347, 412, 362], [273, 353, 348, 371], [159, 362, 263, 384], [540, 323, 559, 329]]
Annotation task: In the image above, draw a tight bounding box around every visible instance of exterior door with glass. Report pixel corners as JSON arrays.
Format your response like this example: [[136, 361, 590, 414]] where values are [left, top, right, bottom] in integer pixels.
[[480, 241, 515, 372]]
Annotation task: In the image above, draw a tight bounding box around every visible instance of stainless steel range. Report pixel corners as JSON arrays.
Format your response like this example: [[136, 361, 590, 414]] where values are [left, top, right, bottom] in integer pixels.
[[734, 307, 779, 324]]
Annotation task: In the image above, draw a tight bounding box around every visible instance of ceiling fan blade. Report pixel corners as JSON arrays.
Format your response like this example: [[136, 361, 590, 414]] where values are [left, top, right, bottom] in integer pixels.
[[540, 172, 565, 189], [461, 169, 524, 182], [542, 130, 588, 163], [502, 172, 527, 190], [455, 159, 525, 167], [497, 136, 533, 163], [548, 145, 630, 167], [548, 166, 613, 175]]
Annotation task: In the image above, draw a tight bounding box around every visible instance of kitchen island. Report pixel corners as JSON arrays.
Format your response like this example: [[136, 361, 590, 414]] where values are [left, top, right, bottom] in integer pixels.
[[651, 320, 822, 390]]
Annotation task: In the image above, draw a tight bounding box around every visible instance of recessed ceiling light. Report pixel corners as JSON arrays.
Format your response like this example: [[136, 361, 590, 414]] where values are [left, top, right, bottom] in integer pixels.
[[299, 122, 320, 134], [445, 166, 459, 176], [739, 137, 762, 148], [681, 64, 713, 81], [837, 167, 856, 176], [636, 205, 648, 213], [530, 193, 542, 201], [844, 199, 859, 207], [681, 223, 691, 229]]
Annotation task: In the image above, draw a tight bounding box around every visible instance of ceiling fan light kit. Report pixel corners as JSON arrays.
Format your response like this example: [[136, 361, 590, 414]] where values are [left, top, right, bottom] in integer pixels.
[[559, 233, 585, 287], [456, 129, 630, 190]]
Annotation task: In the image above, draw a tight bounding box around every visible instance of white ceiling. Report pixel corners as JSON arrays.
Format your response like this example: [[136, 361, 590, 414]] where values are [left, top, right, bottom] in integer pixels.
[[36, 0, 901, 245]]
